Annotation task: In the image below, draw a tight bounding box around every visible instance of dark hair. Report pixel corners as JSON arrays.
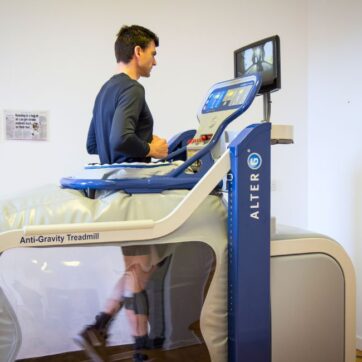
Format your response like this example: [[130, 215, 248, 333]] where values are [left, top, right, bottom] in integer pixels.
[[115, 25, 159, 63]]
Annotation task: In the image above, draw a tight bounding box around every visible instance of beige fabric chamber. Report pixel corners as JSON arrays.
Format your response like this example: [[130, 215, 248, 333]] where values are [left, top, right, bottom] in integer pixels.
[[0, 184, 228, 361]]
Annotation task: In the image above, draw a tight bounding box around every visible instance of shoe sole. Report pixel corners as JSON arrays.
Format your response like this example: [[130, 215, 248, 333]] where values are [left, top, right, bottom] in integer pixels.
[[73, 335, 107, 362]]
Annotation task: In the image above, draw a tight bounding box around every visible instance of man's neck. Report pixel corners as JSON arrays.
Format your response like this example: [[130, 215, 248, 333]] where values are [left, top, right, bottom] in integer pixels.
[[116, 62, 140, 80]]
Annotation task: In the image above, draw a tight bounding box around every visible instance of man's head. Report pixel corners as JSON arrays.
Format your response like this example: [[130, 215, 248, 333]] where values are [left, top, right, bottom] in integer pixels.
[[115, 25, 159, 77]]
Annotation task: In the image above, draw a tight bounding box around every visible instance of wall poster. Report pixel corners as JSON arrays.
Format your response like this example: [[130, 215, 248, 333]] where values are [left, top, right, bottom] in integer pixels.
[[4, 110, 48, 141]]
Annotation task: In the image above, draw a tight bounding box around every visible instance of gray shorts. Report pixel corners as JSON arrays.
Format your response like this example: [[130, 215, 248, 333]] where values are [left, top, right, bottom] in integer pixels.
[[121, 245, 152, 256]]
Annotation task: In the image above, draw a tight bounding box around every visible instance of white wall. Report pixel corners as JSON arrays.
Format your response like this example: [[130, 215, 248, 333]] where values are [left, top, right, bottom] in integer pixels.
[[307, 0, 362, 349], [0, 0, 308, 228]]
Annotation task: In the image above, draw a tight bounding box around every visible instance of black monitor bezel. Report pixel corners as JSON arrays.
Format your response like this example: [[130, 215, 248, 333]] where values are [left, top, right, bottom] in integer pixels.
[[234, 35, 281, 94]]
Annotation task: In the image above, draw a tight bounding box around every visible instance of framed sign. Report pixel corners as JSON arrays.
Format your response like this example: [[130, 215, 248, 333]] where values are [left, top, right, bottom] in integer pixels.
[[4, 110, 48, 141]]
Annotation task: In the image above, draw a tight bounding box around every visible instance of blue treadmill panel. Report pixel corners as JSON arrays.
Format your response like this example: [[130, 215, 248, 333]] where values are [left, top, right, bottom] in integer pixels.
[[202, 81, 253, 114]]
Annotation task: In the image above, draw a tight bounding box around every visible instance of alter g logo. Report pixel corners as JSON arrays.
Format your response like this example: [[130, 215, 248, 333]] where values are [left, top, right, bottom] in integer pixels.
[[247, 152, 262, 170]]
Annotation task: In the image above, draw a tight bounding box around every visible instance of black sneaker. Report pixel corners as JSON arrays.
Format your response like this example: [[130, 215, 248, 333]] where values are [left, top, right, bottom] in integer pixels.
[[147, 337, 164, 349], [73, 325, 108, 362], [133, 352, 149, 361]]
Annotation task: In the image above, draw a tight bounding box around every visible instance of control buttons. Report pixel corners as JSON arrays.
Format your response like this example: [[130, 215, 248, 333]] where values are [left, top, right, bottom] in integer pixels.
[[187, 134, 213, 145]]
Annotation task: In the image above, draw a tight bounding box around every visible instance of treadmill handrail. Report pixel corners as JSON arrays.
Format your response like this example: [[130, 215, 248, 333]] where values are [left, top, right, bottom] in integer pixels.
[[0, 144, 235, 254], [25, 151, 230, 238]]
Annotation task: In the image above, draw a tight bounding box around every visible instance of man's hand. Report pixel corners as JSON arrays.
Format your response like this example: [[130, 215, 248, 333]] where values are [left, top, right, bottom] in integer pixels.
[[147, 135, 168, 159]]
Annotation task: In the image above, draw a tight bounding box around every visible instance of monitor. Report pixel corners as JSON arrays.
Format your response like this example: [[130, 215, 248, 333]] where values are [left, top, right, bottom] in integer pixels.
[[234, 35, 281, 94]]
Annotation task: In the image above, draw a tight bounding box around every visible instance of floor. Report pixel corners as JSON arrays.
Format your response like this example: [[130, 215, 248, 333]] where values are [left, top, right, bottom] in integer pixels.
[[16, 342, 210, 362], [16, 349, 362, 362]]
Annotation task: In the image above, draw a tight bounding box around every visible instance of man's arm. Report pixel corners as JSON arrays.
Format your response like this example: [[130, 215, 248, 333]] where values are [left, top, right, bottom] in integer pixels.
[[110, 85, 150, 159], [110, 84, 168, 160], [86, 117, 98, 154]]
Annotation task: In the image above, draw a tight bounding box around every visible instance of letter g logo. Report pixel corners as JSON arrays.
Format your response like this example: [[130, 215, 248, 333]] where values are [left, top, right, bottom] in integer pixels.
[[247, 153, 262, 170]]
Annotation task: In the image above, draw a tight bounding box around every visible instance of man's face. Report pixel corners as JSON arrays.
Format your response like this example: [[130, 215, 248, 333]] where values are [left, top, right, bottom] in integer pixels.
[[137, 41, 157, 77]]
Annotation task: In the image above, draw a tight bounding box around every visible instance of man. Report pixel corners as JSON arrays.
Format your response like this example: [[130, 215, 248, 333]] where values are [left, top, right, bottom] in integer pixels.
[[75, 25, 168, 362], [86, 25, 168, 164]]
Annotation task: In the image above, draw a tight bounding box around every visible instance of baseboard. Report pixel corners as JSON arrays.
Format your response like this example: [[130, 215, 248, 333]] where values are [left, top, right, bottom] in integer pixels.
[[357, 335, 362, 350]]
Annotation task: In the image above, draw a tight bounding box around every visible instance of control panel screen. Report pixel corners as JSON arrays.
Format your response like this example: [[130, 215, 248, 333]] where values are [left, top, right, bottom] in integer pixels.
[[202, 83, 252, 114]]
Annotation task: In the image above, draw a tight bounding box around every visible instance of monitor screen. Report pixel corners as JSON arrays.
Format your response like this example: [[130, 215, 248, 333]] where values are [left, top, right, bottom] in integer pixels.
[[202, 83, 253, 114], [234, 35, 281, 94]]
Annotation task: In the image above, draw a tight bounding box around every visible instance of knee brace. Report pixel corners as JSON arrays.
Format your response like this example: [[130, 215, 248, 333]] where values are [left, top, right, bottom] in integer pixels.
[[124, 296, 134, 311], [134, 290, 149, 315], [124, 290, 149, 315]]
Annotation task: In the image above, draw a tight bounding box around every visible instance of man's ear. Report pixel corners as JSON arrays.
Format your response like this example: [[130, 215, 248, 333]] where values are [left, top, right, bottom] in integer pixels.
[[134, 45, 142, 59]]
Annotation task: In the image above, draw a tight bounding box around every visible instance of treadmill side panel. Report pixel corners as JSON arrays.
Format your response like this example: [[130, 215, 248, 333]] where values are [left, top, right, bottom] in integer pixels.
[[271, 253, 345, 362]]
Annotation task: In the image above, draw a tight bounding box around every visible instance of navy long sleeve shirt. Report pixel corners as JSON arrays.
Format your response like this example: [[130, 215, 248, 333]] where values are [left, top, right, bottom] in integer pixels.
[[86, 73, 153, 164]]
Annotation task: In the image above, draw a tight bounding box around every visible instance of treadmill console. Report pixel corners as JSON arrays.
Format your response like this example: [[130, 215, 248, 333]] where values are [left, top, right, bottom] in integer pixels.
[[187, 75, 258, 162], [202, 83, 252, 114]]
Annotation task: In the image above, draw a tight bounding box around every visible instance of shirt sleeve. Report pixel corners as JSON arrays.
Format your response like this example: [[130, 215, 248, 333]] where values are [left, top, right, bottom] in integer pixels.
[[110, 84, 151, 158], [86, 116, 98, 154]]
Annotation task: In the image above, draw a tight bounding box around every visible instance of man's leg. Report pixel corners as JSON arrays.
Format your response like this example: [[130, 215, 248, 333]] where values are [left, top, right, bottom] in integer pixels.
[[146, 255, 172, 348], [74, 276, 126, 361], [123, 256, 157, 361], [74, 252, 156, 362]]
